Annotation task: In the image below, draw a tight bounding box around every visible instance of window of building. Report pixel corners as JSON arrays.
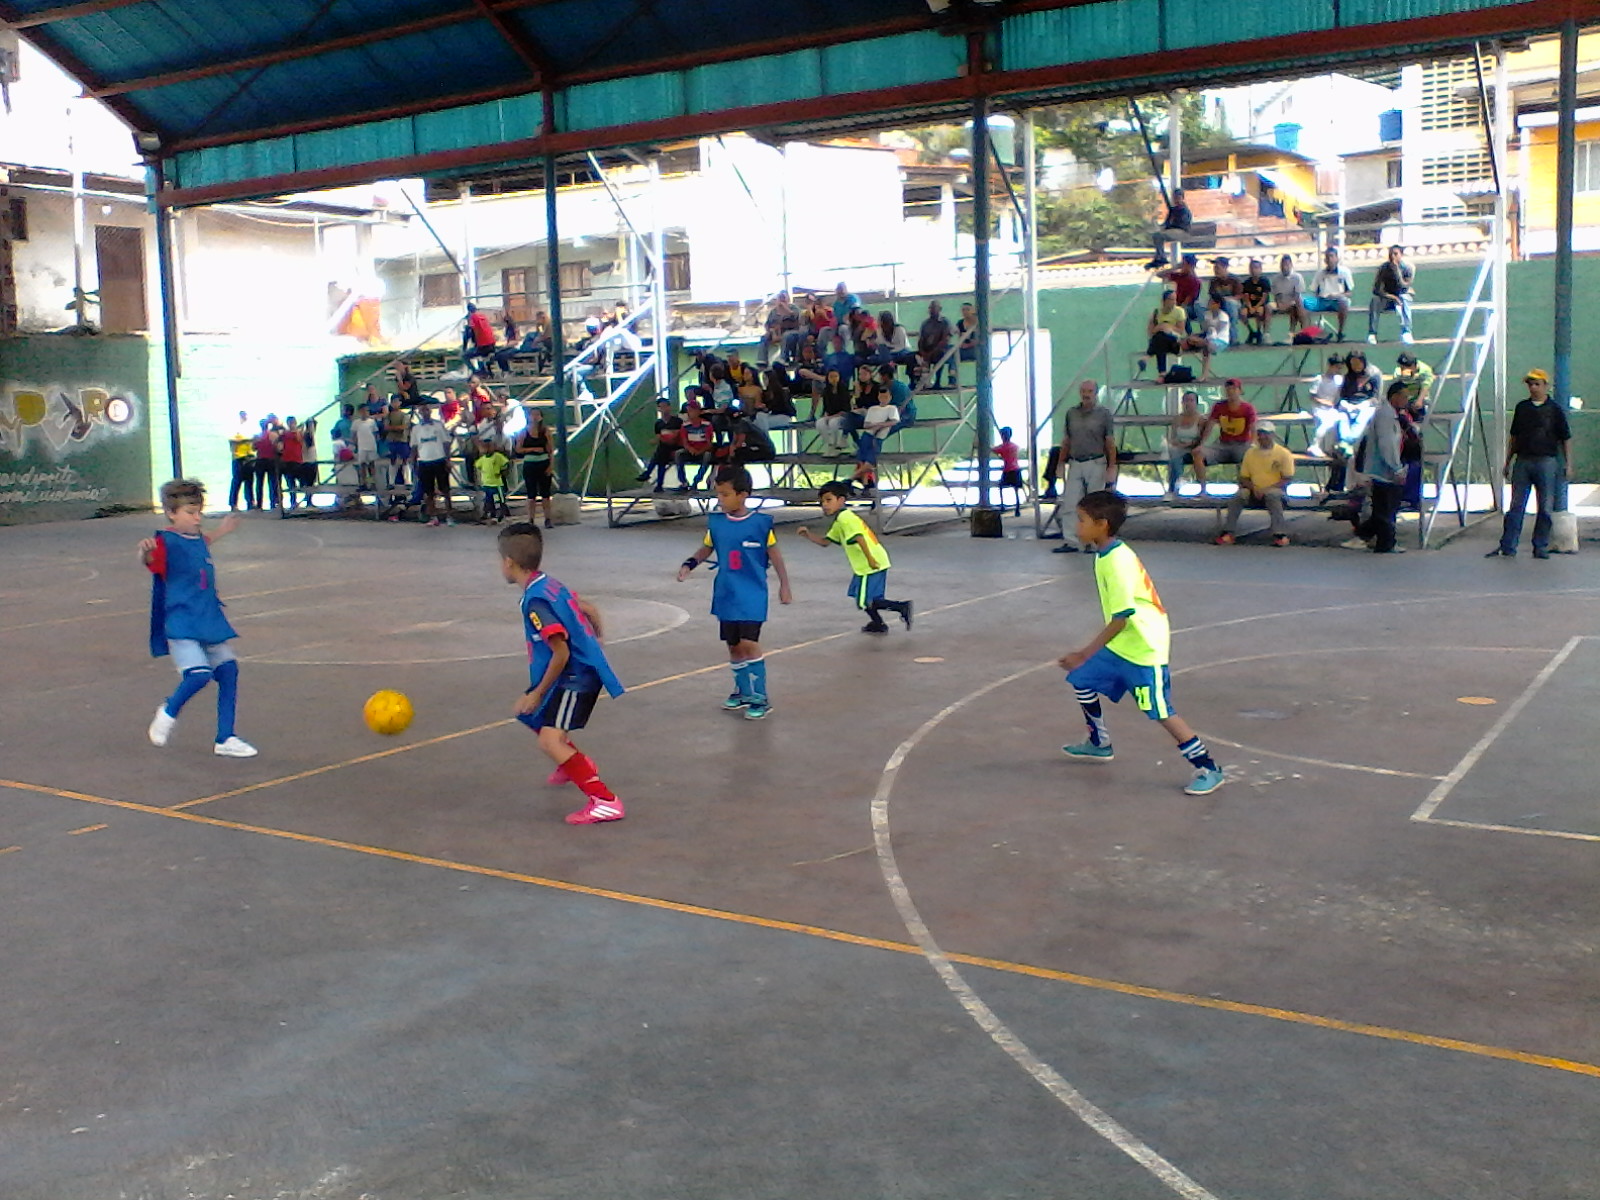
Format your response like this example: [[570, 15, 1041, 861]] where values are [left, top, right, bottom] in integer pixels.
[[1386, 159, 1403, 189], [1, 195, 26, 241], [558, 260, 591, 296], [663, 252, 691, 292], [501, 267, 533, 324], [1579, 140, 1600, 193], [1419, 56, 1490, 131], [1419, 150, 1494, 187], [421, 272, 462, 307]]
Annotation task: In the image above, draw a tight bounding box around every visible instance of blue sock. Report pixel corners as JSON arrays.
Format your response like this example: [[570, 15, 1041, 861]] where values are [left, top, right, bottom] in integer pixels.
[[746, 657, 768, 703], [1177, 736, 1217, 772], [213, 659, 239, 743], [164, 667, 213, 718], [1075, 687, 1109, 747], [731, 661, 752, 699]]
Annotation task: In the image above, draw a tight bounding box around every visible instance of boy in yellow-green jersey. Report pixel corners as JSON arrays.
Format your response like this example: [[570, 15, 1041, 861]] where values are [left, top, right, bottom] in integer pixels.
[[1056, 490, 1225, 796], [796, 481, 913, 635]]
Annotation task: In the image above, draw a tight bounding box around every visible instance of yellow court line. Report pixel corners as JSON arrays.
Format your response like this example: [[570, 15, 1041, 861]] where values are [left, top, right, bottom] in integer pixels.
[[2, 774, 1598, 1083], [171, 577, 1059, 812], [67, 824, 108, 835], [0, 845, 20, 855]]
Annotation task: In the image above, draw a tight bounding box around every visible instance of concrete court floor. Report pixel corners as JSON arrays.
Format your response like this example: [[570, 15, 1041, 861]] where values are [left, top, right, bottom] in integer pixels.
[[0, 504, 1597, 1200]]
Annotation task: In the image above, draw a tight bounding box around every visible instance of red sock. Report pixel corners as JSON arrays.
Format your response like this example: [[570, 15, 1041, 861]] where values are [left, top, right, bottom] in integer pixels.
[[561, 752, 615, 803]]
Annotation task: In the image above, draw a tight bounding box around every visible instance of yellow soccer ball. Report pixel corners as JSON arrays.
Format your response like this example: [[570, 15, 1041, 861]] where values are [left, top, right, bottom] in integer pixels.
[[363, 689, 414, 736]]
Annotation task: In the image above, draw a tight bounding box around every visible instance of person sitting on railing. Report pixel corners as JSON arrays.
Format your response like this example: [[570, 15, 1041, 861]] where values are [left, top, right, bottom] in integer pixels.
[[1206, 258, 1243, 344], [1146, 187, 1193, 270], [915, 300, 954, 389], [674, 400, 718, 491], [811, 368, 854, 458], [1164, 391, 1206, 501], [1265, 254, 1306, 345], [463, 303, 499, 376], [1306, 247, 1354, 342], [956, 302, 979, 363], [1239, 259, 1269, 346], [760, 292, 799, 366], [1156, 254, 1202, 324], [1367, 245, 1416, 346], [1144, 290, 1189, 377]]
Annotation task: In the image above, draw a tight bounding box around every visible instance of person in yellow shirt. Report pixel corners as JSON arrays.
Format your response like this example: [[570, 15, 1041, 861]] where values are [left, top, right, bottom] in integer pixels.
[[226, 410, 256, 511], [1216, 422, 1296, 547], [796, 481, 912, 634]]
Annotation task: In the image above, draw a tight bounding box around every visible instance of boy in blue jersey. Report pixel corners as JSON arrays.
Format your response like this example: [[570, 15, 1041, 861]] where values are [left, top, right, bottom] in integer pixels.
[[676, 467, 793, 720], [139, 479, 257, 758], [496, 524, 627, 825], [1057, 490, 1225, 796], [499, 523, 627, 825]]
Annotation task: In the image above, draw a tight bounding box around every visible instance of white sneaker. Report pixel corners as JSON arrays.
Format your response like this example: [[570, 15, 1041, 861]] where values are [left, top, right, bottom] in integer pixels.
[[148, 706, 176, 747], [214, 737, 258, 758], [1366, 333, 1378, 344], [1340, 536, 1369, 550], [1401, 332, 1415, 345]]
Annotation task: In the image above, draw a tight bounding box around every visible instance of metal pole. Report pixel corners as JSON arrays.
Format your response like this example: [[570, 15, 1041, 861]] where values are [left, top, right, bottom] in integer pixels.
[[1022, 111, 1040, 516], [460, 182, 476, 302], [545, 154, 570, 493], [67, 103, 88, 328], [1491, 42, 1510, 495], [650, 155, 670, 405], [972, 92, 995, 520], [148, 158, 184, 478], [1167, 94, 1183, 214], [1553, 17, 1578, 407]]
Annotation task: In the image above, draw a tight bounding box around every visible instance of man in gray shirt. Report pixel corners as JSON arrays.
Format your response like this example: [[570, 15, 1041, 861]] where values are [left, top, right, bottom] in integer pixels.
[[1359, 380, 1408, 553], [1051, 379, 1118, 553]]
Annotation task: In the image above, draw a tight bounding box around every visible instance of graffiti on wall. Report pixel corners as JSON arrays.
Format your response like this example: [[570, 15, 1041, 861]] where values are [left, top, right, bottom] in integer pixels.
[[0, 381, 144, 510]]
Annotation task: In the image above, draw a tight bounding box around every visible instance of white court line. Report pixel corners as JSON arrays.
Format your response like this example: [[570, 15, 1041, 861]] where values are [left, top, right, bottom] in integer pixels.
[[1410, 636, 1586, 824], [1418, 817, 1600, 845]]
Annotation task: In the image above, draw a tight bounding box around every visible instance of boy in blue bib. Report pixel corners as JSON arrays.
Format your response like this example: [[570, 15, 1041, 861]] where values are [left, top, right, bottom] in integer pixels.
[[140, 479, 257, 757]]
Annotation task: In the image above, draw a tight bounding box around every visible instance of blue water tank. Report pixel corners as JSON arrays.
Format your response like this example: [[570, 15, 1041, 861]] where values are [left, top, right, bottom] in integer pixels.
[[1379, 109, 1403, 142], [1273, 123, 1301, 152]]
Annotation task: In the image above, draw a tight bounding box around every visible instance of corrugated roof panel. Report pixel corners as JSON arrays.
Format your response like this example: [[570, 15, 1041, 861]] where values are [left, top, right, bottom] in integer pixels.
[[820, 30, 965, 94], [1166, 0, 1330, 51], [999, 1, 1162, 71], [292, 118, 416, 174], [1343, 0, 1510, 21], [171, 137, 300, 192], [684, 48, 825, 114], [560, 73, 686, 134], [413, 96, 542, 156]]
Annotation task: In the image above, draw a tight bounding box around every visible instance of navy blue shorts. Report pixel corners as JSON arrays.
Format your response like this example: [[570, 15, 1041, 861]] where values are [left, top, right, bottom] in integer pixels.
[[517, 686, 600, 732], [1067, 647, 1174, 721], [719, 620, 763, 646], [847, 571, 887, 611]]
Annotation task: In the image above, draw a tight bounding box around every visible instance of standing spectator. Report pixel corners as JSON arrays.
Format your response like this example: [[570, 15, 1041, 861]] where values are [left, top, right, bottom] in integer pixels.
[[1367, 245, 1416, 345], [251, 418, 281, 510], [1206, 258, 1243, 343], [408, 402, 455, 527], [915, 300, 954, 389], [514, 407, 555, 527], [278, 416, 310, 510], [477, 438, 511, 522], [1164, 390, 1206, 500], [382, 398, 411, 490], [994, 425, 1025, 516], [637, 397, 683, 492], [463, 303, 498, 375], [1144, 290, 1189, 377], [1191, 378, 1256, 488], [1238, 259, 1270, 345], [1157, 254, 1203, 325], [1360, 380, 1410, 554], [1487, 368, 1570, 560], [329, 403, 354, 447], [1306, 247, 1354, 341], [352, 403, 380, 490], [227, 410, 255, 511], [1050, 380, 1118, 554], [1146, 188, 1193, 269], [1215, 422, 1296, 547], [1265, 253, 1306, 343]]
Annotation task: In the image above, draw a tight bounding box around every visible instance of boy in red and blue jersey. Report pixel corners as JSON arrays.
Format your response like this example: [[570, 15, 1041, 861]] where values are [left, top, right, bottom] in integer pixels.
[[677, 467, 793, 719], [140, 479, 257, 758], [499, 523, 627, 825]]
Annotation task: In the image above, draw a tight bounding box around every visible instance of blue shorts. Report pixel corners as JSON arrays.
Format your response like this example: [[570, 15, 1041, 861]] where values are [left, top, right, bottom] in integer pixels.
[[1303, 295, 1347, 313], [518, 685, 600, 732], [848, 570, 887, 611], [168, 638, 237, 674], [1067, 647, 1174, 721], [856, 434, 880, 465]]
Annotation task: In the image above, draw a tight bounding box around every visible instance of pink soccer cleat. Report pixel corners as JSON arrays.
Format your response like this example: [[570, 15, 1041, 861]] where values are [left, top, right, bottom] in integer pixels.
[[565, 797, 625, 825]]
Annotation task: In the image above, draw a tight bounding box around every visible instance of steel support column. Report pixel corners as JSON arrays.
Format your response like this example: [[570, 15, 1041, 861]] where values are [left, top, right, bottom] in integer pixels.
[[544, 153, 569, 493], [971, 92, 995, 522], [1553, 17, 1578, 407], [148, 158, 184, 478], [650, 155, 670, 405], [1492, 42, 1510, 490], [1022, 111, 1040, 509]]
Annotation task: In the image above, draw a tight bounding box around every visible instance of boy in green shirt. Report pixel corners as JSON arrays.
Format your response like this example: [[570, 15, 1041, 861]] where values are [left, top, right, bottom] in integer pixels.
[[1057, 490, 1225, 796], [796, 481, 913, 634], [476, 438, 511, 523]]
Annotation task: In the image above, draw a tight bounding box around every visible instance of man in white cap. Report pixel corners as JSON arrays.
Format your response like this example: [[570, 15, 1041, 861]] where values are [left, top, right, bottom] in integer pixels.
[[1215, 421, 1296, 547]]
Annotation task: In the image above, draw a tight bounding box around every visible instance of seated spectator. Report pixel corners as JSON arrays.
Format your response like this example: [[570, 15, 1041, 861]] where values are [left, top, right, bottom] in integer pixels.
[[759, 367, 798, 432], [1144, 290, 1189, 377], [844, 363, 881, 441], [1215, 422, 1296, 547], [637, 397, 683, 492], [848, 306, 879, 357], [876, 364, 917, 436], [1147, 188, 1193, 269], [955, 302, 979, 362], [831, 282, 860, 335], [1306, 352, 1348, 457], [1238, 259, 1269, 345], [707, 363, 736, 410], [1157, 253, 1203, 324], [463, 303, 499, 376], [1394, 351, 1434, 408], [915, 300, 954, 389], [1164, 390, 1206, 499], [791, 341, 826, 390], [853, 393, 900, 497], [1197, 295, 1231, 378], [1367, 244, 1416, 345], [674, 402, 717, 491], [1191, 378, 1257, 487], [1306, 247, 1354, 341], [872, 311, 915, 367], [393, 362, 423, 406], [736, 363, 763, 410], [806, 295, 838, 355], [1265, 254, 1306, 344], [759, 292, 799, 365], [1206, 258, 1244, 343], [811, 368, 853, 457], [728, 409, 776, 466], [1323, 351, 1381, 494]]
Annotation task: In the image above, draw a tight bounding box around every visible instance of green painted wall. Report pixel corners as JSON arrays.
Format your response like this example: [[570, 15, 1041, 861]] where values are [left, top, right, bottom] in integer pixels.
[[0, 334, 153, 525]]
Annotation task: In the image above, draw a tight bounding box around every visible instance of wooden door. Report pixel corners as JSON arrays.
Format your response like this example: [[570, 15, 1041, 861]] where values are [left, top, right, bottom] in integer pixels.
[[501, 267, 531, 325], [95, 225, 147, 333]]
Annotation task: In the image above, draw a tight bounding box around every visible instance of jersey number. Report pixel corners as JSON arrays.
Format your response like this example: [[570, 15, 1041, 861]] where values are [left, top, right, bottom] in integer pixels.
[[727, 549, 742, 571], [1134, 686, 1153, 711]]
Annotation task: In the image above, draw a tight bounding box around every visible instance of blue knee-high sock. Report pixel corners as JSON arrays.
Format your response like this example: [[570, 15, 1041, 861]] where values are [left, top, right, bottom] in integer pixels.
[[1177, 735, 1217, 772], [164, 667, 213, 718], [746, 657, 768, 703], [213, 659, 239, 743], [731, 661, 753, 699], [1074, 687, 1109, 747]]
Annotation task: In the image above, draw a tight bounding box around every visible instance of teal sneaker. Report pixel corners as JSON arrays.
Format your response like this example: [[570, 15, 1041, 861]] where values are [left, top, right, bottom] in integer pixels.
[[1061, 741, 1114, 761], [723, 692, 751, 711], [1184, 767, 1226, 796], [744, 701, 772, 720]]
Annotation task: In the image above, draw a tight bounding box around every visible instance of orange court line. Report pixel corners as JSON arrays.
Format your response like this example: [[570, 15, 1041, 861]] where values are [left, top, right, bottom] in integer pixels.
[[67, 824, 108, 835], [171, 577, 1059, 812], [3, 774, 1598, 1083]]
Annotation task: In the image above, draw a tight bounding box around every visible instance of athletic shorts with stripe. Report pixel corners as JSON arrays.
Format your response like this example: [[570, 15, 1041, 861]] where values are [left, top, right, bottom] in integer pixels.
[[517, 685, 601, 732], [847, 570, 888, 611], [1066, 646, 1174, 721]]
